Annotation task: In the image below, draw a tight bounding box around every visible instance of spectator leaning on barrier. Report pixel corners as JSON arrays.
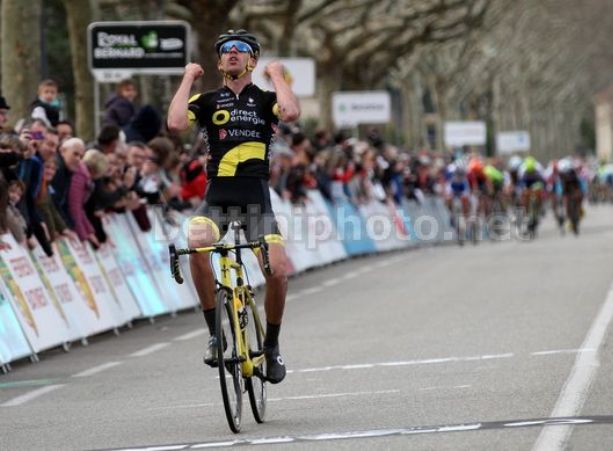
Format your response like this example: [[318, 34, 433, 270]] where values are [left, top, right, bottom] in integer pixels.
[[97, 125, 121, 155], [56, 120, 74, 143], [36, 157, 77, 242], [16, 125, 53, 256], [103, 79, 138, 129], [0, 96, 11, 130], [51, 137, 85, 228], [30, 79, 61, 127], [69, 149, 108, 247]]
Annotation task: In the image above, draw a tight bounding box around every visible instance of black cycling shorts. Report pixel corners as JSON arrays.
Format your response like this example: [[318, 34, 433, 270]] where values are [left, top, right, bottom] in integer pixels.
[[192, 177, 281, 243]]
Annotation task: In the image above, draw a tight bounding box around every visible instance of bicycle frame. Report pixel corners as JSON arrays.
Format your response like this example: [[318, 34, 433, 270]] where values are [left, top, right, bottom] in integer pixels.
[[169, 226, 271, 379]]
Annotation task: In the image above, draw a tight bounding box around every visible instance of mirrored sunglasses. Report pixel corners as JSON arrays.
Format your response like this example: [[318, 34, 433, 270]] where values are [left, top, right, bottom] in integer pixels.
[[220, 40, 253, 55]]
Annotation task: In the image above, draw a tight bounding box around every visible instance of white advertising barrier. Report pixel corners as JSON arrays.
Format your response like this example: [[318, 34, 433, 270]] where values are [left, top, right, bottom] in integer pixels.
[[121, 213, 182, 313], [252, 57, 315, 97], [497, 131, 531, 154], [146, 208, 198, 309], [0, 279, 33, 364], [106, 214, 171, 317], [30, 244, 96, 340], [358, 200, 408, 252], [305, 190, 348, 264], [0, 234, 70, 353], [332, 91, 391, 128], [444, 121, 487, 147], [160, 210, 200, 298], [94, 242, 142, 321], [269, 189, 312, 274], [59, 239, 125, 329]]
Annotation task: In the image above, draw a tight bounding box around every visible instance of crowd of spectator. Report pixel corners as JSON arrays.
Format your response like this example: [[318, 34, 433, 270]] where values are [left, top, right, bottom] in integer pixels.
[[1, 78, 455, 254]]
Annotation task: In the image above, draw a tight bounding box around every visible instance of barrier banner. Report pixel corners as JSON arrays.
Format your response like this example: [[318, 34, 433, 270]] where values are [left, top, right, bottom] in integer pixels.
[[153, 210, 200, 299], [106, 214, 171, 317], [58, 239, 124, 329], [306, 190, 347, 264], [0, 279, 32, 364], [0, 234, 70, 353], [95, 242, 142, 321], [326, 197, 376, 256], [146, 208, 198, 310], [269, 189, 299, 274], [31, 244, 94, 341], [359, 200, 408, 252], [270, 189, 315, 273], [289, 202, 321, 272]]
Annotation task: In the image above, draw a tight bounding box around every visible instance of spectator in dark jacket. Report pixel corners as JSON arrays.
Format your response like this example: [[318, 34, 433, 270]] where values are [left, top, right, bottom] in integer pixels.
[[51, 138, 85, 227], [103, 79, 137, 128], [124, 105, 162, 143]]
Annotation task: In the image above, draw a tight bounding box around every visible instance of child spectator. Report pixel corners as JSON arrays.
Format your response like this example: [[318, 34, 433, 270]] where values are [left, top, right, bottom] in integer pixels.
[[30, 79, 61, 127], [103, 79, 137, 128]]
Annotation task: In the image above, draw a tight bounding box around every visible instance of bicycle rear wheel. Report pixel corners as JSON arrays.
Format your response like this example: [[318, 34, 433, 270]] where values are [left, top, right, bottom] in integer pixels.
[[216, 289, 242, 433], [245, 295, 266, 423]]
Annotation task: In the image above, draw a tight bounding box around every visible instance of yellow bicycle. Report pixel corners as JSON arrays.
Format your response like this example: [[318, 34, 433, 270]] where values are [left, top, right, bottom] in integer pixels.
[[169, 223, 270, 433]]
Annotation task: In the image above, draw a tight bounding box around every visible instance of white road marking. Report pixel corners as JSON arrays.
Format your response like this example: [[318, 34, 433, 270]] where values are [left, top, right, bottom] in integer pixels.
[[286, 293, 300, 301], [420, 385, 471, 391], [530, 348, 595, 356], [129, 343, 171, 357], [173, 329, 206, 341], [268, 390, 399, 402], [1, 384, 65, 407], [72, 361, 122, 378], [289, 353, 514, 374], [300, 286, 323, 296], [192, 442, 239, 449], [532, 280, 613, 451], [342, 271, 360, 280], [322, 278, 341, 287]]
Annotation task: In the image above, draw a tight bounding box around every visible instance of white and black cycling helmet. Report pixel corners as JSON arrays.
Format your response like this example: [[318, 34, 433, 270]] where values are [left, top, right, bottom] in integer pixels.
[[215, 29, 261, 59]]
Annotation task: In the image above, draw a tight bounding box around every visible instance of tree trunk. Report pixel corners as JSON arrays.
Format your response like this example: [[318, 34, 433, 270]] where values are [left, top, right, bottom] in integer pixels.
[[63, 0, 96, 141], [184, 0, 238, 92], [1, 0, 42, 128], [316, 60, 342, 129]]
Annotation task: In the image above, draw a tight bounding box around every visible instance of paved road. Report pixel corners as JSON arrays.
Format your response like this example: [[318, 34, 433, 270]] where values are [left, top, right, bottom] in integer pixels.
[[2, 206, 613, 450]]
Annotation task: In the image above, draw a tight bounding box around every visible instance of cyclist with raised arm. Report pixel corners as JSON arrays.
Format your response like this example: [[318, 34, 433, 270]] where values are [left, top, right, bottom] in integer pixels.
[[167, 30, 300, 384]]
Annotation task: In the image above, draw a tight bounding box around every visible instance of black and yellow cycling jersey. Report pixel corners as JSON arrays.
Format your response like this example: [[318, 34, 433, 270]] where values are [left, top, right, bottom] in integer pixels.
[[188, 83, 279, 179]]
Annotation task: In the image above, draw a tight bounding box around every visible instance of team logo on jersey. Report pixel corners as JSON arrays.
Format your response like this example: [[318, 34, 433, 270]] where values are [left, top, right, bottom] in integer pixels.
[[212, 109, 230, 125], [219, 129, 227, 140]]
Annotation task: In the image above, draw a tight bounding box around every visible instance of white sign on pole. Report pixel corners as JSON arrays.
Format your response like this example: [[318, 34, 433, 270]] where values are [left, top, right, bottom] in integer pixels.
[[252, 57, 315, 97], [496, 131, 531, 154], [332, 91, 391, 128], [444, 121, 487, 147]]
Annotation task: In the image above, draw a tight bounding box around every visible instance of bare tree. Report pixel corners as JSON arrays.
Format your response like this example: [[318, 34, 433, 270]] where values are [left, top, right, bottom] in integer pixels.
[[1, 0, 42, 127]]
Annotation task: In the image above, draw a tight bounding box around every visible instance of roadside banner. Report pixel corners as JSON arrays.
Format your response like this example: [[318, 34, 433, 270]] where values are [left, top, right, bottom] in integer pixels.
[[106, 214, 171, 317], [252, 57, 315, 97], [0, 234, 70, 353], [444, 121, 487, 147], [31, 244, 95, 341], [57, 239, 124, 329], [0, 279, 33, 364], [146, 208, 197, 310], [95, 242, 142, 321]]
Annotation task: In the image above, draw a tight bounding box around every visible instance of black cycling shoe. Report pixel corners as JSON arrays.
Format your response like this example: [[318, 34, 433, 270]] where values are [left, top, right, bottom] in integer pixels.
[[203, 336, 220, 367], [264, 345, 286, 384]]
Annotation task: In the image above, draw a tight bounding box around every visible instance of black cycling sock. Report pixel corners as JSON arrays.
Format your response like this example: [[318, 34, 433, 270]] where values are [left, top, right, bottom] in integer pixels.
[[203, 308, 216, 335], [264, 322, 281, 348]]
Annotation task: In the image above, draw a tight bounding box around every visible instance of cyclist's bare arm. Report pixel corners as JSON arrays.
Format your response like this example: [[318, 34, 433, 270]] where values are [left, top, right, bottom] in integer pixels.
[[264, 61, 300, 122], [167, 63, 204, 132]]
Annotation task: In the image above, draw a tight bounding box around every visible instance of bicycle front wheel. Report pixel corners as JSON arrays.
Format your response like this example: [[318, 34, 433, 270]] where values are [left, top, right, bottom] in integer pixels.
[[245, 297, 266, 423], [216, 289, 242, 433]]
